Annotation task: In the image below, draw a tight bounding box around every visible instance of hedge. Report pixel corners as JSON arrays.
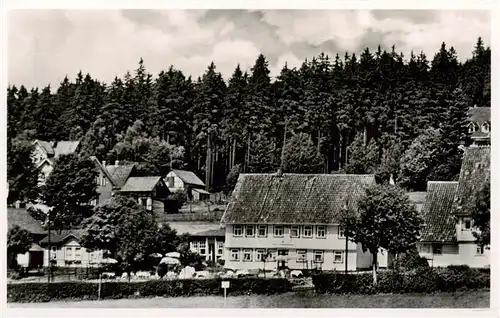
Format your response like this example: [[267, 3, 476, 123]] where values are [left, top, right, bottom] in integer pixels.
[[7, 278, 293, 303], [312, 266, 490, 294]]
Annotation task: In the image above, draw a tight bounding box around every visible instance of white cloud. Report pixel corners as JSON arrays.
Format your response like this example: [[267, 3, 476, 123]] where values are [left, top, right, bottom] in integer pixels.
[[7, 10, 490, 89]]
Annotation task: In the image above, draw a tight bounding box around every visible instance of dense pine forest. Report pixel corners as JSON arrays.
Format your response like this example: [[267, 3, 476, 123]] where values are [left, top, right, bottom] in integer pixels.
[[7, 38, 490, 201]]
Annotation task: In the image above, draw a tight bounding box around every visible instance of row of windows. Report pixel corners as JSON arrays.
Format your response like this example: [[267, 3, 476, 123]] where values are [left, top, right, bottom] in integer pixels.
[[95, 176, 108, 186], [232, 225, 344, 239], [419, 244, 488, 256], [191, 241, 224, 255], [229, 248, 344, 263], [468, 122, 490, 134]]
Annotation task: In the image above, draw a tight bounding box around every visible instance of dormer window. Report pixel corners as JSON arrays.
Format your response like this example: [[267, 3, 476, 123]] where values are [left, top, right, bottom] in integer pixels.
[[468, 122, 478, 133], [462, 217, 472, 230], [481, 122, 490, 133]]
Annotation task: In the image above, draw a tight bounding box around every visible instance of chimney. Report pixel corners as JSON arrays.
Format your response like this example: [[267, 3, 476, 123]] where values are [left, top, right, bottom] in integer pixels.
[[115, 160, 119, 167], [276, 168, 283, 177], [102, 160, 106, 167]]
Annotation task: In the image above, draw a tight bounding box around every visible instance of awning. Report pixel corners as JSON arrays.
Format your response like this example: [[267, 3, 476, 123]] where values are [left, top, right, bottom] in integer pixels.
[[193, 189, 211, 195]]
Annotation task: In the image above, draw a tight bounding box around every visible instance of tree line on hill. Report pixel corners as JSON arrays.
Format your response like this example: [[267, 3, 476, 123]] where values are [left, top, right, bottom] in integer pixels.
[[7, 38, 490, 205]]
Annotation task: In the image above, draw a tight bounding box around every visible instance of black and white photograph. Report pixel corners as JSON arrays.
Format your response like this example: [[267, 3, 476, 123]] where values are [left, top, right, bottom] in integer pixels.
[[3, 3, 494, 312]]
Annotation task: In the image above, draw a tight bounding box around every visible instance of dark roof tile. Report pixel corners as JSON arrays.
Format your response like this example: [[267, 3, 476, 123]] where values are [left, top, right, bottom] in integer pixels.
[[221, 173, 375, 224], [106, 164, 135, 188], [454, 146, 490, 215], [7, 208, 45, 235], [467, 107, 490, 124], [420, 181, 458, 242]]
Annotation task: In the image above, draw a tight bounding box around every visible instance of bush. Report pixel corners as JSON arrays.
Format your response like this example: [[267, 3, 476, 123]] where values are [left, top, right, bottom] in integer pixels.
[[312, 266, 489, 295], [157, 263, 169, 278], [7, 277, 293, 303], [393, 249, 429, 271]]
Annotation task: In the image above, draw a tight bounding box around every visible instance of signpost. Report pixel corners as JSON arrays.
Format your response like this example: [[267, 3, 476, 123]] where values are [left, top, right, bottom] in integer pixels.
[[221, 280, 230, 306]]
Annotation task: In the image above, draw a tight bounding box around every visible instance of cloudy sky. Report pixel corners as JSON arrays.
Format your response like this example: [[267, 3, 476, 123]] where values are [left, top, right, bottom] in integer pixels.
[[8, 9, 490, 88]]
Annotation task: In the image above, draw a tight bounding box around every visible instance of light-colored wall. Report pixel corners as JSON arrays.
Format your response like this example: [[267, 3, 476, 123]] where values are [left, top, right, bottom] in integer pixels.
[[17, 252, 30, 267], [455, 217, 476, 242], [418, 242, 490, 268], [224, 224, 392, 271], [43, 238, 104, 267], [166, 171, 185, 191], [96, 171, 114, 205], [224, 224, 356, 250], [190, 237, 225, 261], [32, 144, 48, 166], [38, 162, 53, 186], [223, 247, 358, 271], [223, 224, 384, 271]]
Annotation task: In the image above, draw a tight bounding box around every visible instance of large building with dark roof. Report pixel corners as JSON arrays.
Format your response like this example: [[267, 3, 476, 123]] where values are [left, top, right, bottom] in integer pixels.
[[220, 173, 389, 272], [417, 146, 490, 268]]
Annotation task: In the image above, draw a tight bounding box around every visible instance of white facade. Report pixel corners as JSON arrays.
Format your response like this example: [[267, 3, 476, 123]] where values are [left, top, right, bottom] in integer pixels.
[[417, 216, 490, 268], [165, 171, 186, 192], [190, 238, 225, 262], [223, 224, 389, 271]]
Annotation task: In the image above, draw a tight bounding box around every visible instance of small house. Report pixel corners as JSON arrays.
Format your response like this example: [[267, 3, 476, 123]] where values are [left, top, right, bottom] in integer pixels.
[[7, 208, 47, 269], [165, 169, 210, 201], [32, 140, 81, 186], [189, 228, 225, 262], [118, 176, 171, 214], [38, 230, 104, 267]]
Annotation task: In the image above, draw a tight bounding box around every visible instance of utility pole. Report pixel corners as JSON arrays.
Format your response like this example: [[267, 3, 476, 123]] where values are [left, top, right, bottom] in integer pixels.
[[47, 210, 51, 283], [345, 223, 348, 274]]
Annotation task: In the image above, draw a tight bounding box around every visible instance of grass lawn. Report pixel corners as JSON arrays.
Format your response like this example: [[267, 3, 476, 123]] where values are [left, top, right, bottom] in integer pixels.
[[8, 290, 489, 308]]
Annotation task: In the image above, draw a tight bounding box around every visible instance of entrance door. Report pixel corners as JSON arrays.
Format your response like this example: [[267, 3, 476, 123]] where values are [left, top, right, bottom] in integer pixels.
[[208, 244, 215, 262], [277, 249, 289, 270], [29, 251, 44, 268]]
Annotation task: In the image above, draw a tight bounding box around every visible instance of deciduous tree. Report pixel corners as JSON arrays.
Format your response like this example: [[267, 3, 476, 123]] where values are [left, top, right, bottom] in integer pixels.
[[342, 184, 422, 284]]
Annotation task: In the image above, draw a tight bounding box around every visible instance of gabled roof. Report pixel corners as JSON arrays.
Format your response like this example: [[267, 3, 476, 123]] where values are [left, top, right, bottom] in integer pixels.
[[420, 181, 458, 242], [170, 169, 205, 187], [7, 208, 45, 235], [39, 229, 85, 245], [33, 140, 80, 157], [454, 146, 490, 215], [36, 158, 54, 169], [191, 228, 225, 237], [221, 173, 376, 225], [467, 107, 490, 124], [119, 176, 163, 192], [106, 164, 135, 188], [34, 140, 54, 156]]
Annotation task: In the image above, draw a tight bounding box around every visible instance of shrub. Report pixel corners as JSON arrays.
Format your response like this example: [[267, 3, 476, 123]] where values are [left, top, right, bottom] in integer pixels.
[[7, 278, 292, 303], [393, 249, 429, 271], [312, 266, 489, 295], [157, 263, 169, 278]]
